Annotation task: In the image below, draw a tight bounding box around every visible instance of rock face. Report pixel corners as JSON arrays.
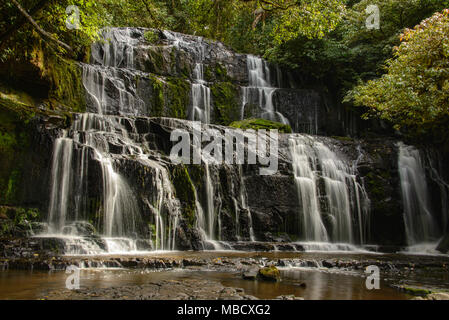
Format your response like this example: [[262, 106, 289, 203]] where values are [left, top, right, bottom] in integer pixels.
[[82, 28, 336, 132], [1, 27, 448, 254]]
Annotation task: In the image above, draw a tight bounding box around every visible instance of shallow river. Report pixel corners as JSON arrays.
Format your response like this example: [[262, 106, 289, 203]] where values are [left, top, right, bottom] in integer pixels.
[[1, 251, 448, 300]]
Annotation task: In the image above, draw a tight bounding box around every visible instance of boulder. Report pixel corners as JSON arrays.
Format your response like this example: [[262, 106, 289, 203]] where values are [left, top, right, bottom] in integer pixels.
[[436, 234, 449, 254], [257, 266, 280, 282]]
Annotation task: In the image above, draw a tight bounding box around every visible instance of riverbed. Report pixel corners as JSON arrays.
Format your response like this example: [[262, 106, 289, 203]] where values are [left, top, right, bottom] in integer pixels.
[[1, 251, 448, 300]]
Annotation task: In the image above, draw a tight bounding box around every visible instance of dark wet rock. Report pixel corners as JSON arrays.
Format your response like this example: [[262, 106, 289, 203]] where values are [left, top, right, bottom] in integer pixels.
[[274, 295, 304, 300], [41, 279, 258, 300], [64, 221, 96, 237], [322, 260, 336, 268], [182, 258, 207, 267], [436, 234, 449, 254], [135, 239, 153, 251]]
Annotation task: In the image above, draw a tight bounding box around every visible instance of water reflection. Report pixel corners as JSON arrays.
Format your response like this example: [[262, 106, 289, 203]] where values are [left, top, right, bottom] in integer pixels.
[[0, 268, 409, 300]]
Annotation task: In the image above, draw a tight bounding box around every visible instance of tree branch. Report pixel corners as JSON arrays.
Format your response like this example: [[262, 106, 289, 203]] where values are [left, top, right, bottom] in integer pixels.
[[9, 0, 73, 53], [0, 0, 49, 51]]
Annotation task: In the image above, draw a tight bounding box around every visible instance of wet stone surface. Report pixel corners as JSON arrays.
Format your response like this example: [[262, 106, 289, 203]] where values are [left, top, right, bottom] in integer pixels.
[[41, 279, 258, 300]]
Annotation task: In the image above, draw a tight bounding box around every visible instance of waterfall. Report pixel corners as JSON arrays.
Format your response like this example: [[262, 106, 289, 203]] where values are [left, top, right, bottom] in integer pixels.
[[192, 161, 223, 249], [288, 135, 370, 244], [44, 112, 181, 253], [47, 135, 73, 233], [289, 137, 328, 242], [91, 28, 138, 69], [43, 27, 382, 254], [238, 165, 255, 241], [397, 143, 441, 247], [241, 55, 290, 125], [164, 31, 211, 123]]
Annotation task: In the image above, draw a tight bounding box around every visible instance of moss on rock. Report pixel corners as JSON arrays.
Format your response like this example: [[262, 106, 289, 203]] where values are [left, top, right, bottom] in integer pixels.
[[258, 266, 281, 282], [165, 77, 190, 119], [171, 165, 197, 228], [0, 206, 40, 237], [45, 55, 86, 113], [211, 82, 240, 125], [144, 30, 160, 44], [229, 118, 292, 133], [0, 99, 33, 205]]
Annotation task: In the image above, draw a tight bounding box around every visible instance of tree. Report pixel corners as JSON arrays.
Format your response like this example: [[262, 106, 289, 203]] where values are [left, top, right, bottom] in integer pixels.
[[347, 9, 449, 133]]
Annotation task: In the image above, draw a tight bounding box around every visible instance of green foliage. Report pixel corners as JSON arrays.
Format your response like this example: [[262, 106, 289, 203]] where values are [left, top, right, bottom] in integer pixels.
[[0, 206, 40, 237], [144, 30, 159, 43], [348, 10, 449, 133], [229, 118, 292, 133], [269, 0, 346, 42], [1, 0, 107, 60], [0, 100, 32, 205]]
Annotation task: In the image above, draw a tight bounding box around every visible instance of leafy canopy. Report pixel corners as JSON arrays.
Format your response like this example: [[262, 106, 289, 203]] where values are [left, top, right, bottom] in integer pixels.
[[347, 9, 449, 131]]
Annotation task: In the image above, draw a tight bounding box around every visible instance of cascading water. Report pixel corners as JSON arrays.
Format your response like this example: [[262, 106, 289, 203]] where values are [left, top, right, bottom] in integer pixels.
[[241, 55, 290, 125], [43, 112, 182, 254], [91, 28, 138, 69], [47, 135, 73, 233], [288, 135, 370, 247], [397, 143, 442, 251], [41, 28, 185, 254], [164, 31, 211, 123], [41, 27, 380, 254]]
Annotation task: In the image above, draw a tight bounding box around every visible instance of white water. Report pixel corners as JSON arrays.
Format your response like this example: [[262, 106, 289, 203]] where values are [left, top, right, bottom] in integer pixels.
[[47, 136, 73, 234], [289, 136, 328, 242], [164, 31, 211, 123], [288, 135, 370, 245], [91, 28, 138, 69], [43, 113, 181, 254], [397, 143, 441, 248], [241, 55, 290, 125]]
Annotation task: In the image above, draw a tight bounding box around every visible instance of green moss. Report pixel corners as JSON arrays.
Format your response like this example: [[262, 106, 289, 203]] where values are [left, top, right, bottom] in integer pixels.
[[258, 266, 281, 282], [210, 82, 240, 125], [400, 286, 432, 296], [365, 172, 385, 199], [331, 136, 353, 142], [187, 165, 205, 189], [0, 101, 33, 205], [0, 206, 40, 237], [229, 118, 292, 133], [151, 77, 165, 116], [46, 55, 86, 112], [146, 47, 166, 75], [165, 77, 190, 119], [144, 30, 159, 43], [171, 165, 197, 228], [204, 63, 229, 82], [204, 65, 214, 82], [5, 169, 20, 204], [215, 63, 229, 81]]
